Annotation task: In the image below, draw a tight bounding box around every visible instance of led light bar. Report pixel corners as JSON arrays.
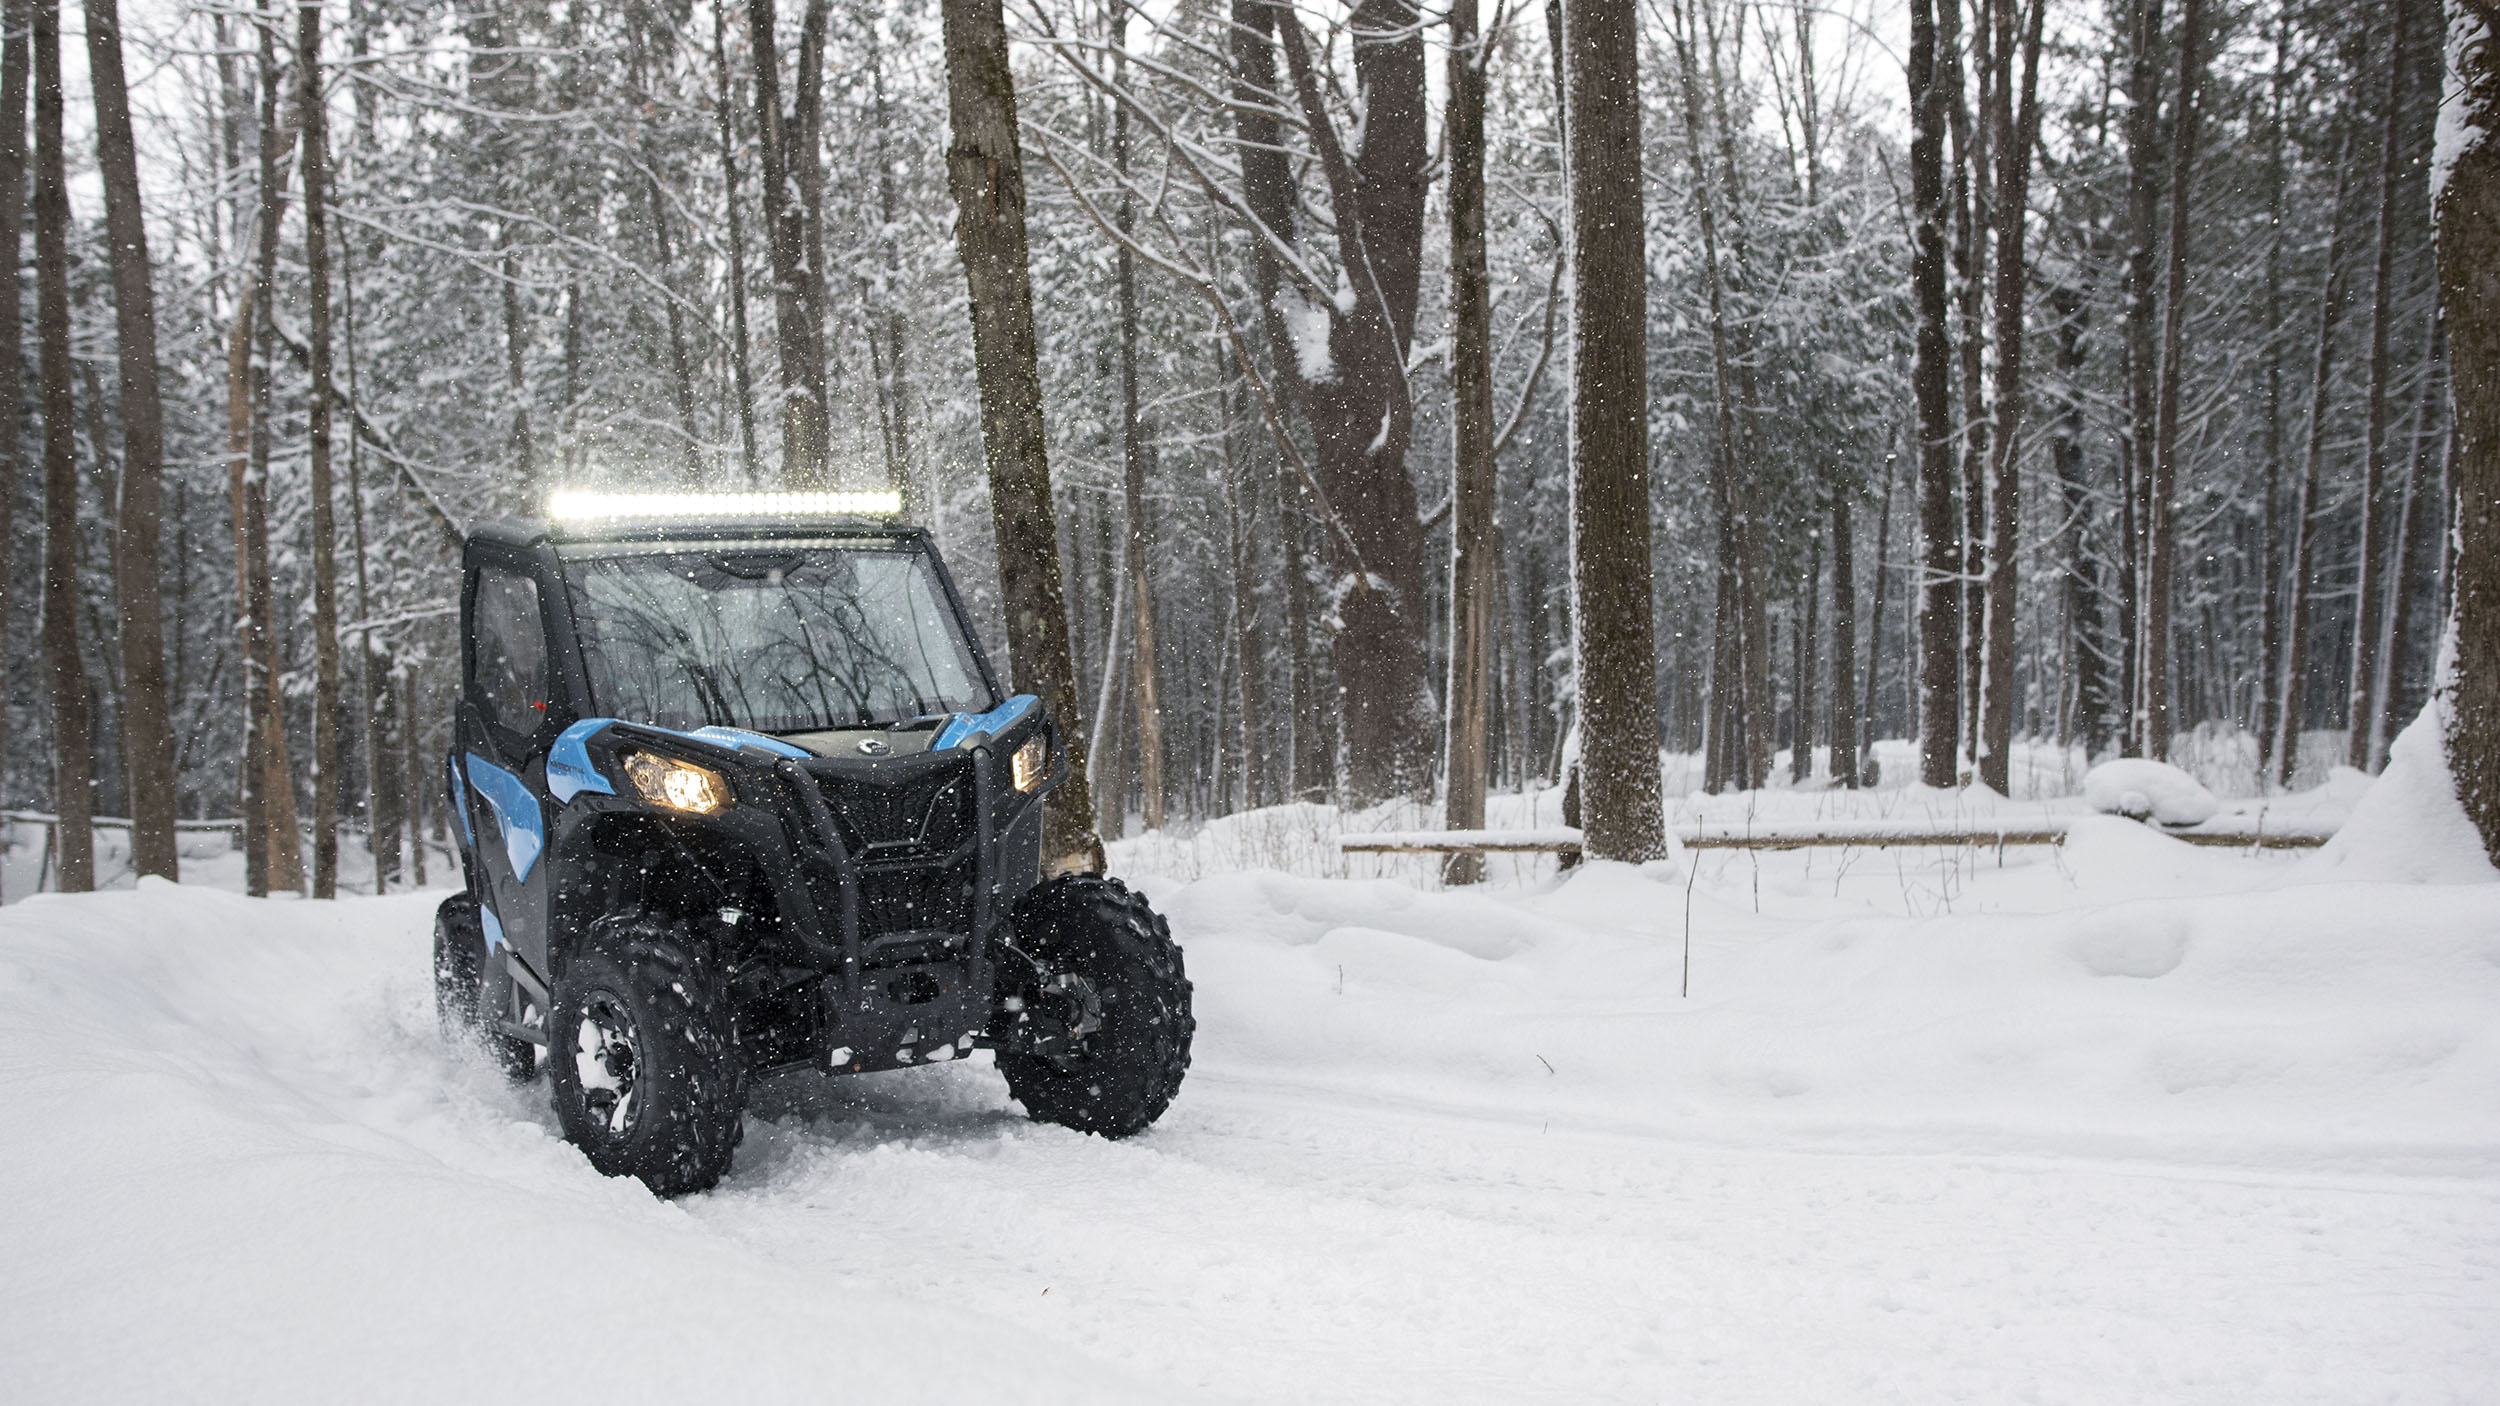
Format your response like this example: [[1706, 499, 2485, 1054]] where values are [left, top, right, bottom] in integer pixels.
[[547, 488, 903, 522]]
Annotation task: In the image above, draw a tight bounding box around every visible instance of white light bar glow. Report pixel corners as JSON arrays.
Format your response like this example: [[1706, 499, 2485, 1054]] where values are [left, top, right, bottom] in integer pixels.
[[547, 488, 903, 522]]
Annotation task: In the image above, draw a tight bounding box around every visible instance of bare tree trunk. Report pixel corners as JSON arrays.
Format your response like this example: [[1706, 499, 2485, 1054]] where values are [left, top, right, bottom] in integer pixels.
[[1563, 0, 1664, 860], [2348, 0, 2415, 772], [1862, 447, 1898, 775], [403, 666, 428, 887], [865, 13, 915, 503], [711, 0, 760, 482], [1977, 0, 2046, 794], [84, 0, 177, 880], [2438, 0, 2500, 865], [2255, 13, 2291, 780], [1214, 328, 1267, 809], [1793, 544, 1819, 783], [300, 0, 342, 898], [2048, 282, 2113, 756], [1829, 491, 1860, 787], [1112, 17, 1164, 835], [32, 0, 88, 891], [1275, 1, 1436, 807], [2277, 124, 2357, 787], [341, 226, 397, 891], [2121, 0, 2165, 755], [1909, 0, 1960, 787], [747, 0, 830, 484], [1442, 0, 1496, 879], [2144, 0, 2205, 764], [1945, 0, 1988, 770], [940, 0, 1103, 872], [0, 3, 26, 867]]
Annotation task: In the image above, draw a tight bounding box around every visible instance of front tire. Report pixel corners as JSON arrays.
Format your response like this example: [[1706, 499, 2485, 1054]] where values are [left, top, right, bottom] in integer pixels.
[[433, 894, 535, 1081], [547, 914, 746, 1197], [997, 875, 1192, 1137]]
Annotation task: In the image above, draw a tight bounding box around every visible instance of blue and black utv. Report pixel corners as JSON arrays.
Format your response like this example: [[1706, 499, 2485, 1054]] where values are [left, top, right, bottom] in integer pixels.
[[432, 492, 1191, 1195]]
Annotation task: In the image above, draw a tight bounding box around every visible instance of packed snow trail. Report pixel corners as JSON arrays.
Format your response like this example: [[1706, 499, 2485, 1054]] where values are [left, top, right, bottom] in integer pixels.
[[6, 802, 2498, 1404]]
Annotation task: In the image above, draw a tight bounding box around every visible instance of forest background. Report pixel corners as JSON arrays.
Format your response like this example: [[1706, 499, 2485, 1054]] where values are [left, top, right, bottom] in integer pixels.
[[0, 0, 2485, 895]]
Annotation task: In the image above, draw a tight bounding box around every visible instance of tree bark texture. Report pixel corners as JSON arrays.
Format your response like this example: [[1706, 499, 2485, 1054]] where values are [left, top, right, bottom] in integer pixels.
[[2121, 0, 2165, 754], [302, 0, 342, 898], [1275, 1, 1436, 807], [33, 0, 89, 890], [1113, 21, 1165, 835], [1563, 0, 1665, 861], [1829, 494, 1860, 787], [748, 0, 831, 485], [1443, 0, 1497, 881], [2438, 0, 2500, 865], [0, 6, 25, 870], [1977, 0, 2046, 794], [1910, 0, 1960, 788], [2145, 0, 2205, 764], [2349, 0, 2416, 771], [711, 0, 760, 482], [84, 0, 177, 879], [940, 0, 1104, 872]]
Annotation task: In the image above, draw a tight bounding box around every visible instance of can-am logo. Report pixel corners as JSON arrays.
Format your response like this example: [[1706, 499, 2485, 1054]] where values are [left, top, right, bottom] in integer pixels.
[[855, 738, 890, 757]]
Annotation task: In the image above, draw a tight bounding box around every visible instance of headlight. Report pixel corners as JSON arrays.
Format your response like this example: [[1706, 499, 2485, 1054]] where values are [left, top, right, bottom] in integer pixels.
[[622, 752, 730, 815], [1011, 736, 1048, 793]]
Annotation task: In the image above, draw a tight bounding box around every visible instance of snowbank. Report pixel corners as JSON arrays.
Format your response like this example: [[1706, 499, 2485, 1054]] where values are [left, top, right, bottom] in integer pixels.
[[2082, 757, 2220, 825], [2305, 709, 2500, 885]]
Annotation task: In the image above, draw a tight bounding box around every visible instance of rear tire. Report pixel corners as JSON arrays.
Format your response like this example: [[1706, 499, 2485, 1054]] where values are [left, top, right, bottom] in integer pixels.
[[433, 894, 535, 1081], [547, 914, 746, 1197], [997, 875, 1192, 1138]]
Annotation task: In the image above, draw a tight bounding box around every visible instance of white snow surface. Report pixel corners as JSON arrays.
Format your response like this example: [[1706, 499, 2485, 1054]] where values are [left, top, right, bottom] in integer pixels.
[[2082, 756, 2221, 825], [6, 743, 2499, 1399]]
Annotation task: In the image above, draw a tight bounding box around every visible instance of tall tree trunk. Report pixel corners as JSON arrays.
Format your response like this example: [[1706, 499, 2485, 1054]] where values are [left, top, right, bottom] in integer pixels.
[[2144, 0, 2205, 764], [1829, 490, 1860, 787], [2121, 0, 2165, 754], [84, 0, 177, 880], [2049, 282, 2112, 755], [32, 0, 89, 891], [1274, 1, 1435, 807], [403, 666, 427, 887], [2438, 0, 2500, 865], [939, 0, 1103, 872], [711, 0, 760, 482], [1443, 0, 1496, 878], [1909, 0, 1960, 787], [342, 226, 397, 891], [1563, 0, 1664, 860], [865, 12, 915, 503], [301, 0, 342, 898], [1112, 18, 1164, 834], [2277, 125, 2358, 786], [747, 0, 830, 484], [1945, 0, 1988, 768], [1793, 545, 1819, 782], [2348, 0, 2416, 772], [1215, 328, 1267, 810], [1978, 0, 2046, 793], [0, 2, 26, 874], [2255, 13, 2292, 780]]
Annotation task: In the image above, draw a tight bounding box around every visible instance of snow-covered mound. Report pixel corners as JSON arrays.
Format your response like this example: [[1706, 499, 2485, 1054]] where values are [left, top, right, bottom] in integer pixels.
[[2082, 757, 2220, 825], [2305, 710, 2500, 885]]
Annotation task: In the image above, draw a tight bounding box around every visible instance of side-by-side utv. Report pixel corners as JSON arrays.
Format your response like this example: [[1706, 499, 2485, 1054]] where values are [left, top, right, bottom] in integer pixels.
[[433, 491, 1191, 1196]]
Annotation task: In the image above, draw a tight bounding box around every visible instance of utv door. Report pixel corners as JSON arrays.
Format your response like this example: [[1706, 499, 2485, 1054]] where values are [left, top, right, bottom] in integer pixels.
[[456, 554, 561, 980]]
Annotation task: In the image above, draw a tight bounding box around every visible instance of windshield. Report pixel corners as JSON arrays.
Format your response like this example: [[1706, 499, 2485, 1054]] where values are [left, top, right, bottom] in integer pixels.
[[561, 539, 995, 733]]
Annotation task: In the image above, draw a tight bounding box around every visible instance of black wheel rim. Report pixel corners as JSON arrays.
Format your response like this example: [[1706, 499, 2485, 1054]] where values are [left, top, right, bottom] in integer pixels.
[[574, 993, 643, 1137]]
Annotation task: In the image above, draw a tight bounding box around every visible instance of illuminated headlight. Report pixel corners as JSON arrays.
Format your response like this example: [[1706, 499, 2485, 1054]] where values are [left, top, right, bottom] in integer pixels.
[[1011, 737, 1048, 793], [622, 752, 730, 815], [546, 488, 903, 521]]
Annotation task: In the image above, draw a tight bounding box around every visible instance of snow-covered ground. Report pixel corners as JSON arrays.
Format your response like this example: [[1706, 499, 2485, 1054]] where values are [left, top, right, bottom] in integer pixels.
[[4, 719, 2497, 1400]]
